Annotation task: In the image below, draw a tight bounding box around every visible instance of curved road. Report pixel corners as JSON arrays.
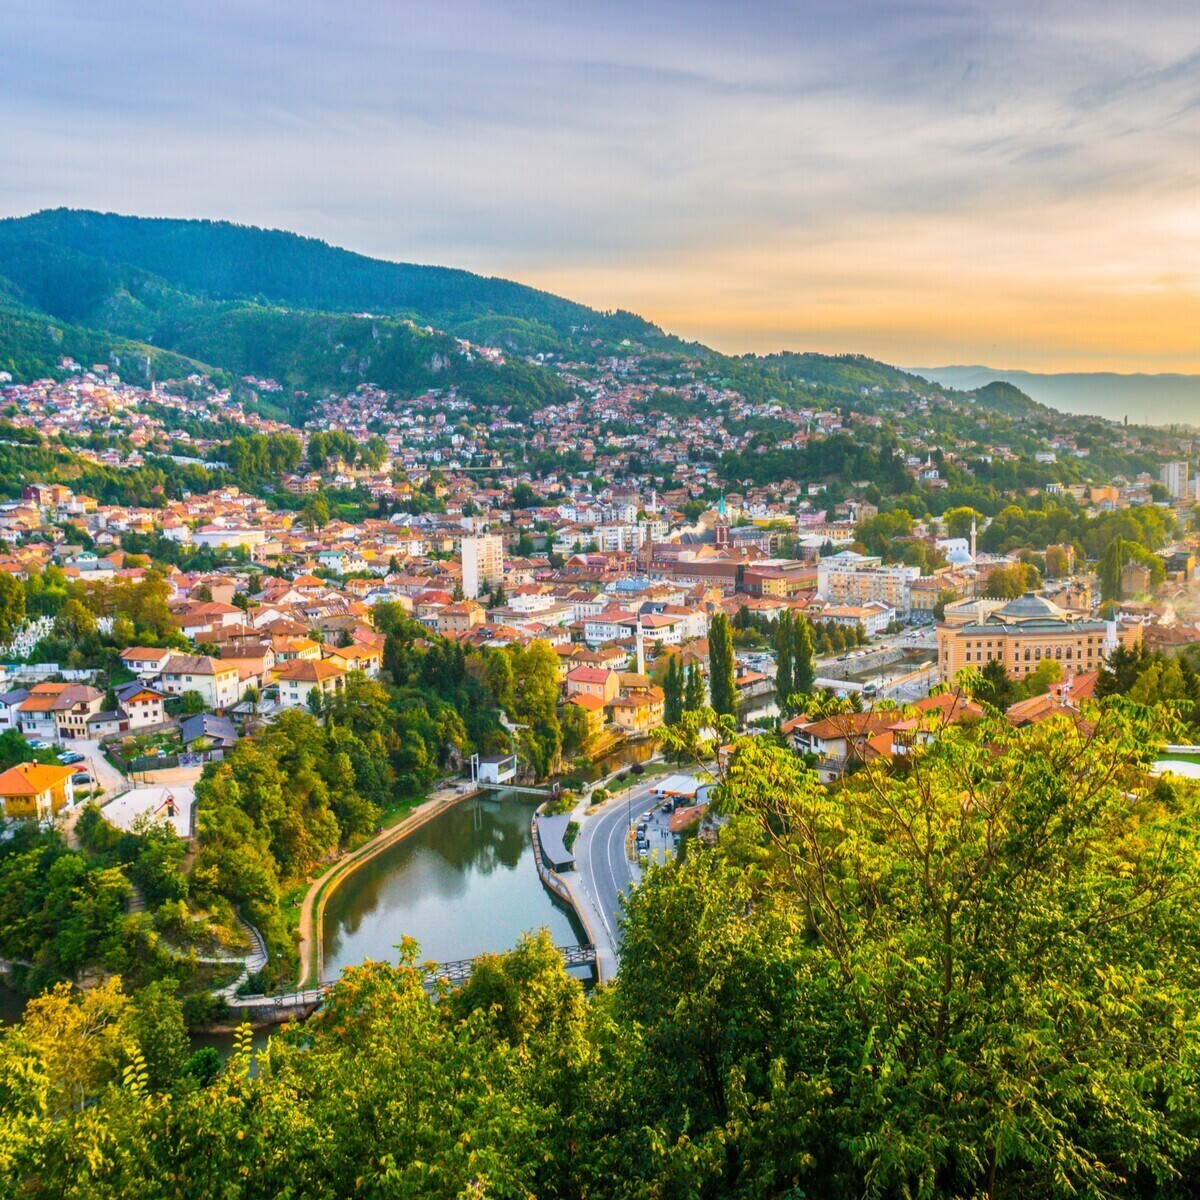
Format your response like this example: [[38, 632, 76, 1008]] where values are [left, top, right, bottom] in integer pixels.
[[571, 782, 663, 980]]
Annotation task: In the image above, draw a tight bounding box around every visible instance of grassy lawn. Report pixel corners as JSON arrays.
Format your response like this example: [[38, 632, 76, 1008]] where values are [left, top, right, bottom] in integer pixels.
[[1157, 753, 1200, 766]]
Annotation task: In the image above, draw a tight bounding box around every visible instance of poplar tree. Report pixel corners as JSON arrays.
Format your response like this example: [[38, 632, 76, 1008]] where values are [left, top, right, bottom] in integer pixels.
[[792, 616, 816, 700], [708, 611, 738, 716], [684, 662, 705, 712], [663, 656, 683, 725], [774, 610, 793, 711]]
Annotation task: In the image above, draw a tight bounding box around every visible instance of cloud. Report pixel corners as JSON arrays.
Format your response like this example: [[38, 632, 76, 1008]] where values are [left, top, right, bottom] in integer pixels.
[[0, 0, 1196, 368]]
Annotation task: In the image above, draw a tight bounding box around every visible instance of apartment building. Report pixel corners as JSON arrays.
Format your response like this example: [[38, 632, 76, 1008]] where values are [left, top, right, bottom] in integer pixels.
[[461, 534, 504, 599], [816, 551, 920, 614]]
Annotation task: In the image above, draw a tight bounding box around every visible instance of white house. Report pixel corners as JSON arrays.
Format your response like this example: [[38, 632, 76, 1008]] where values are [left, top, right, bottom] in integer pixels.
[[274, 658, 347, 708], [159, 655, 241, 711], [118, 647, 173, 680], [114, 681, 169, 729]]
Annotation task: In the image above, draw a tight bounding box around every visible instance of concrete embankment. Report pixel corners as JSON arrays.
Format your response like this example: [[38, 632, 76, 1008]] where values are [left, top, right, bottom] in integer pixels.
[[299, 785, 481, 988], [530, 810, 609, 984]]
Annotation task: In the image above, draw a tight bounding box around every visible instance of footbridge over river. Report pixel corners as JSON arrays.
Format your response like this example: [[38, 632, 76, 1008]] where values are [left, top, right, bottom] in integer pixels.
[[227, 943, 598, 1021]]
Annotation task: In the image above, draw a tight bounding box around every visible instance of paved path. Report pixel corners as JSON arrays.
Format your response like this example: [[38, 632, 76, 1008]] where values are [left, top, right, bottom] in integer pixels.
[[570, 780, 663, 981], [68, 737, 127, 800], [210, 917, 270, 1000]]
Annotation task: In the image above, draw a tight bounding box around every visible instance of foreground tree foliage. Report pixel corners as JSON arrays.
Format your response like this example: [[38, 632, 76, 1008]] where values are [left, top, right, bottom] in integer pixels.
[[3, 701, 1199, 1198]]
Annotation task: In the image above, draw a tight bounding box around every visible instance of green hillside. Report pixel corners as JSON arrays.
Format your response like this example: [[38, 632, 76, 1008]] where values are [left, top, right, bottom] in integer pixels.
[[0, 209, 1046, 427], [0, 299, 213, 386], [0, 209, 661, 346], [0, 230, 574, 413]]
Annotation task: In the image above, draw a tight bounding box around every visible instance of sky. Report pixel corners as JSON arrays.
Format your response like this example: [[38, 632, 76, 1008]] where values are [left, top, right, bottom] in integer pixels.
[[2, 0, 1198, 371]]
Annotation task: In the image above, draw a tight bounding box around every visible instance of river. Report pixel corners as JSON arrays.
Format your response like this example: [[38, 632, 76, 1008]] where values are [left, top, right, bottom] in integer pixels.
[[1, 790, 587, 1042], [322, 789, 585, 975]]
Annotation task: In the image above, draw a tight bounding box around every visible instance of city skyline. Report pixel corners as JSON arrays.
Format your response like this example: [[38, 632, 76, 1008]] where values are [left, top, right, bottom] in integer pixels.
[[3, 0, 1197, 371]]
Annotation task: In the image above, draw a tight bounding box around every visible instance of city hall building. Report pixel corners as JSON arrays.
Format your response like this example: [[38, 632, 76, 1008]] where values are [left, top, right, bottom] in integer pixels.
[[936, 593, 1142, 684]]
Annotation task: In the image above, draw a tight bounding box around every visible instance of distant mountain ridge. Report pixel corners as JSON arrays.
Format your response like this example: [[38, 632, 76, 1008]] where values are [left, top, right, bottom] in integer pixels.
[[912, 365, 1200, 427]]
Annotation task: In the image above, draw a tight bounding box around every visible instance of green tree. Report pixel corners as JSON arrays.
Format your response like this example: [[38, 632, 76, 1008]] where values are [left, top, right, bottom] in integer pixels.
[[933, 587, 958, 621], [1098, 536, 1166, 601], [791, 615, 816, 699], [0, 571, 26, 646], [684, 709, 1200, 1198], [974, 655, 1017, 710], [510, 482, 539, 509], [942, 505, 980, 539], [707, 612, 737, 717], [663, 655, 684, 726], [301, 492, 330, 532], [52, 599, 96, 643], [774, 610, 793, 711], [684, 662, 705, 712]]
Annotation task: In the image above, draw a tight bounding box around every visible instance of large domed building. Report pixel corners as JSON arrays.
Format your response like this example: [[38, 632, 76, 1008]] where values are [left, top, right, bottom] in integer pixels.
[[936, 591, 1142, 684]]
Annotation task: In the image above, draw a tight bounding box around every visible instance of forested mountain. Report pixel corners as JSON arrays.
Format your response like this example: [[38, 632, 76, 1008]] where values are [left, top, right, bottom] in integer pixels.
[[0, 209, 659, 345], [0, 209, 1055, 432]]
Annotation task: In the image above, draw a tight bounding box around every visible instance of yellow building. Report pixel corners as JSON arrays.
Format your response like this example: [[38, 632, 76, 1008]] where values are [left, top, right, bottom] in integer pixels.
[[609, 688, 665, 734], [566, 692, 608, 739], [936, 593, 1141, 684], [437, 601, 486, 636], [0, 762, 76, 823]]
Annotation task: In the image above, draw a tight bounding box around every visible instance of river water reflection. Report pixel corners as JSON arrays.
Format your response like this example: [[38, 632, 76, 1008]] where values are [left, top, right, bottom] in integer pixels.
[[322, 791, 583, 975]]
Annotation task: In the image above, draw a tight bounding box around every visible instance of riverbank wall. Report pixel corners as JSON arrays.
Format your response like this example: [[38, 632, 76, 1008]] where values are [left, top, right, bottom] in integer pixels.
[[305, 786, 481, 987], [530, 811, 606, 984]]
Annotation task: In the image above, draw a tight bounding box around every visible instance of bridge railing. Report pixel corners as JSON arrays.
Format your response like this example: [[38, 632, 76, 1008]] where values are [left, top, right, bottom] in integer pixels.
[[228, 944, 597, 1009]]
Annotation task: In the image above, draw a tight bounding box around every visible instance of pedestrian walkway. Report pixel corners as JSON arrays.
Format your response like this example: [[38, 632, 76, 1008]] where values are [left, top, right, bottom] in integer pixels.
[[208, 915, 270, 1001]]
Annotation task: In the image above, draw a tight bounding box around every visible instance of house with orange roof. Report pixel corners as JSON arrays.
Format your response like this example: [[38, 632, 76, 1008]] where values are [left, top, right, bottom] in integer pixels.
[[565, 665, 620, 704], [609, 687, 666, 734], [160, 655, 241, 711], [436, 601, 486, 637], [17, 683, 105, 742], [1004, 672, 1099, 729], [790, 711, 900, 782], [324, 641, 383, 678], [0, 762, 76, 824], [566, 691, 609, 739], [274, 658, 347, 709]]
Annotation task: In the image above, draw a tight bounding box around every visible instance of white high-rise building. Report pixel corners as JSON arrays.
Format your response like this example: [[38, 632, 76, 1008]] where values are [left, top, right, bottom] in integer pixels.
[[461, 534, 504, 598], [1160, 462, 1189, 499]]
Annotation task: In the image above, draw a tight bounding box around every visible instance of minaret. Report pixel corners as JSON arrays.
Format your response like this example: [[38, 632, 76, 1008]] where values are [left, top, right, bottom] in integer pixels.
[[714, 493, 730, 548], [970, 515, 977, 562], [636, 618, 646, 677]]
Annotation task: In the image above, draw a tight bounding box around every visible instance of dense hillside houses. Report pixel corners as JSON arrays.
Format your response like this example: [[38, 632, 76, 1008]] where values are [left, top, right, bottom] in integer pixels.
[[0, 314, 1196, 812]]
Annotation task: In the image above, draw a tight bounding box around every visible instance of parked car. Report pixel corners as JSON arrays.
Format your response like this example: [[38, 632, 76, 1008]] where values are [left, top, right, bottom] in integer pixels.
[[57, 751, 85, 765], [29, 740, 54, 751], [71, 771, 91, 786]]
